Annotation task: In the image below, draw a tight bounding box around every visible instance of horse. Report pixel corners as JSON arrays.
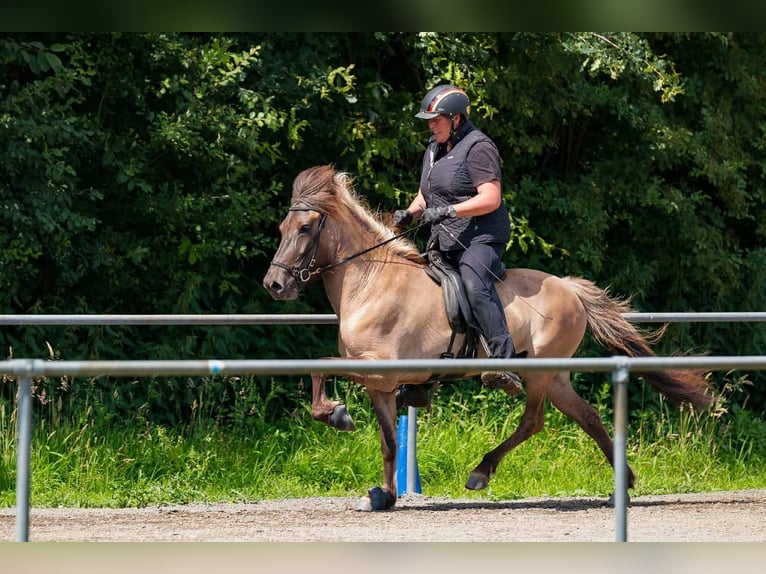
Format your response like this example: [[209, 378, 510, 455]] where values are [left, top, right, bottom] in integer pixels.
[[263, 164, 713, 511]]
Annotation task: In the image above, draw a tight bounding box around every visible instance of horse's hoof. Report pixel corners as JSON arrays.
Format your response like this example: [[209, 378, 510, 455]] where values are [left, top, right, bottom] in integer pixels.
[[465, 472, 490, 490], [328, 404, 356, 431], [357, 486, 395, 511]]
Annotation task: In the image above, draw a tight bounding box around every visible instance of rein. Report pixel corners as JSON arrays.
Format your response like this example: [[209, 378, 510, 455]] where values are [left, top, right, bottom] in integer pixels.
[[316, 222, 428, 274], [269, 206, 427, 288]]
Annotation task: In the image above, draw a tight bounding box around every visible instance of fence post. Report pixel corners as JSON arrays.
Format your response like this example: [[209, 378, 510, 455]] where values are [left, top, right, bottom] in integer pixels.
[[15, 360, 34, 542], [612, 362, 630, 542]]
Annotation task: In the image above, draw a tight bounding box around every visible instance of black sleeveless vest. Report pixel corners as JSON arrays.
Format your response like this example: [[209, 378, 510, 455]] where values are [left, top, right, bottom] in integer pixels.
[[419, 122, 511, 251]]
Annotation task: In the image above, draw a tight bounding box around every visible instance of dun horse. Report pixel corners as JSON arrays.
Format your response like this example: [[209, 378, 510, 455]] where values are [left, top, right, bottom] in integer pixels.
[[263, 165, 712, 511]]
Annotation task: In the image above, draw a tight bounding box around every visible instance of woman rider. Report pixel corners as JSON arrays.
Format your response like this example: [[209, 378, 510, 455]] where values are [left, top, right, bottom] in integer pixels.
[[394, 84, 523, 407]]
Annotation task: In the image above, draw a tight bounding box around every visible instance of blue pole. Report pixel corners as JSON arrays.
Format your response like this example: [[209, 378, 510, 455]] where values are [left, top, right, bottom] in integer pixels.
[[396, 415, 408, 496], [396, 413, 421, 496]]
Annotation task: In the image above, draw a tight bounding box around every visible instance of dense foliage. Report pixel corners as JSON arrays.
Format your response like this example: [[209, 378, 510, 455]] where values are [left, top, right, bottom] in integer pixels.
[[1, 33, 764, 423]]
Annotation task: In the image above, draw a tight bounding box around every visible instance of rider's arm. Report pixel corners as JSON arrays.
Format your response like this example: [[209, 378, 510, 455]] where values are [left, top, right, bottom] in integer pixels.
[[450, 179, 502, 218]]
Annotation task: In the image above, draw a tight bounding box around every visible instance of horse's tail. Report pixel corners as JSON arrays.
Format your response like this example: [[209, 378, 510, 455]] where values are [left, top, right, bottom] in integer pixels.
[[564, 276, 714, 410]]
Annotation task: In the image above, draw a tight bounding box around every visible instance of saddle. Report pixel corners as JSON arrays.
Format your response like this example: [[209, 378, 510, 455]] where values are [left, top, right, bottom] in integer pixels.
[[423, 250, 480, 368]]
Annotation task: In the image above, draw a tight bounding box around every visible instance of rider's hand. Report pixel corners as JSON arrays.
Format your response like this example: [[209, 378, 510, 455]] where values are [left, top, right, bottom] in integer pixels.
[[393, 209, 413, 227], [422, 205, 457, 224]]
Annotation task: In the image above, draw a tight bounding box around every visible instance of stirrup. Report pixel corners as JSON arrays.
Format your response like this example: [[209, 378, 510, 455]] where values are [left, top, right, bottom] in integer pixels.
[[396, 384, 433, 409]]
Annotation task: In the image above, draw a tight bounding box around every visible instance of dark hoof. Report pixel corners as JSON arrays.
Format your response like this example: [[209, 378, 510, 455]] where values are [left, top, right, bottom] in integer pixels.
[[328, 404, 356, 431], [465, 472, 490, 491], [357, 487, 395, 511]]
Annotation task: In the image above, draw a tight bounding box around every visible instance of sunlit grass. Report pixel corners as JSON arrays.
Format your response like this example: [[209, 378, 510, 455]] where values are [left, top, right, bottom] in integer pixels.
[[1, 378, 764, 507]]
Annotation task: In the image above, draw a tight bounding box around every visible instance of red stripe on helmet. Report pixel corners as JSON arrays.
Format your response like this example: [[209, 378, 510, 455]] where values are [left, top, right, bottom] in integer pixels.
[[426, 87, 467, 112]]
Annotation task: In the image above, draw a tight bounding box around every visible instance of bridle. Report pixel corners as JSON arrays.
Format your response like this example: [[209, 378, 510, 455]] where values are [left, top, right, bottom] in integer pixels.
[[268, 206, 328, 287], [268, 205, 426, 290]]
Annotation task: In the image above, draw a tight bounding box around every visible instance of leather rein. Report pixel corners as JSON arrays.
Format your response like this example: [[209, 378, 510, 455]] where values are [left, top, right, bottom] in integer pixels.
[[268, 206, 425, 290]]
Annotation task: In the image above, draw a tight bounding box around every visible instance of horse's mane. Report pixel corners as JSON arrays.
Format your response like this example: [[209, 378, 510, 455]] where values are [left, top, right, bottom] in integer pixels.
[[291, 165, 425, 264]]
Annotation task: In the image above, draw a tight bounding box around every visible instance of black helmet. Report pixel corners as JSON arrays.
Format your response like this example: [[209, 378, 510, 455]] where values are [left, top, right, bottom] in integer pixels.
[[415, 85, 470, 119]]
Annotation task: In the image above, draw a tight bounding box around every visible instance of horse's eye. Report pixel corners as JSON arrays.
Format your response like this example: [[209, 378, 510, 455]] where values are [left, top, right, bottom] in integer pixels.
[[299, 224, 312, 234]]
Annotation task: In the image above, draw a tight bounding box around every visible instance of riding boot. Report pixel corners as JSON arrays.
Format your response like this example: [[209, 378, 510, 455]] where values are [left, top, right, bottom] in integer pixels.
[[480, 335, 524, 397], [396, 384, 434, 410]]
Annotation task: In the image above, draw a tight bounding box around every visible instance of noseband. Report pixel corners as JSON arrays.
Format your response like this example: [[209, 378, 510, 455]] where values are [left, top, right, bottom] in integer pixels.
[[268, 206, 328, 288]]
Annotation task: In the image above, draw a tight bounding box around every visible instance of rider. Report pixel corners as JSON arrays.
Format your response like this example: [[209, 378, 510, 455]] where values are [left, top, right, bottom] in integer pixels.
[[394, 84, 523, 407]]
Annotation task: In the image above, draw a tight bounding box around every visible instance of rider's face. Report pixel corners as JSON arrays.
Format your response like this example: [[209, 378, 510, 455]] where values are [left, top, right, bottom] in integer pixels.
[[427, 114, 458, 144]]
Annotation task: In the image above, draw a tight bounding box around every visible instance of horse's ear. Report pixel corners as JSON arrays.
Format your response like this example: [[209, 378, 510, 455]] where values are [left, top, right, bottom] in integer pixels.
[[295, 165, 331, 181], [309, 165, 338, 190], [322, 165, 338, 186], [294, 165, 332, 199]]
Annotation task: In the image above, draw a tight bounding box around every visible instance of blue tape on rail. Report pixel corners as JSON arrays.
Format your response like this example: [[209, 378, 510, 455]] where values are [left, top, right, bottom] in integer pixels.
[[208, 360, 225, 375]]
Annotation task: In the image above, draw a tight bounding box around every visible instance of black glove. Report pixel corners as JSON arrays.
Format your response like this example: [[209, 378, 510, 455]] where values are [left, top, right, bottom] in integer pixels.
[[392, 209, 413, 227], [422, 205, 456, 224]]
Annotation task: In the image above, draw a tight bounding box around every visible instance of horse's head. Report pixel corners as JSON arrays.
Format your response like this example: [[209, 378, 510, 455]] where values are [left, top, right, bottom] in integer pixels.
[[263, 205, 328, 300], [264, 164, 424, 300], [263, 166, 339, 300]]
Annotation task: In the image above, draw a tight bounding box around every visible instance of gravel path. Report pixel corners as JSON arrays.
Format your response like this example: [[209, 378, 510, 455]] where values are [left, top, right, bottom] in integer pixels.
[[3, 489, 765, 542]]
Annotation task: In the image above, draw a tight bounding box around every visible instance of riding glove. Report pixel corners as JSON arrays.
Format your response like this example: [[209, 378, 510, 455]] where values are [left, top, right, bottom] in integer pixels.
[[393, 209, 413, 227], [422, 205, 457, 224]]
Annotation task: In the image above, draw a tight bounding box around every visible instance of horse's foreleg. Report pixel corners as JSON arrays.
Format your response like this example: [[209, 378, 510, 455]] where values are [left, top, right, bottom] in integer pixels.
[[465, 373, 550, 490], [357, 388, 398, 512], [310, 372, 355, 431], [546, 371, 636, 488]]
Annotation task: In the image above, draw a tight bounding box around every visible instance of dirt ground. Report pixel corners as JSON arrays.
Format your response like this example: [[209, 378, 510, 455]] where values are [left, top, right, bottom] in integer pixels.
[[2, 489, 766, 542]]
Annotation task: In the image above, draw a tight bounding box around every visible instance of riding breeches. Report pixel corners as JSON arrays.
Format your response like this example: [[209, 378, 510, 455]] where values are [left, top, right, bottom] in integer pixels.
[[444, 242, 517, 359]]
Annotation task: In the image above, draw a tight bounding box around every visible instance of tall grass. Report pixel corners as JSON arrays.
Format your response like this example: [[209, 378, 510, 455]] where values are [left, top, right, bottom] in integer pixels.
[[1, 376, 764, 508]]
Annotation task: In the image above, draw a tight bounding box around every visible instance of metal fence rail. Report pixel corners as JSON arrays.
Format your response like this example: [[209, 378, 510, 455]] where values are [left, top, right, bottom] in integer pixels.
[[2, 313, 765, 543], [2, 312, 766, 325], [0, 314, 340, 325]]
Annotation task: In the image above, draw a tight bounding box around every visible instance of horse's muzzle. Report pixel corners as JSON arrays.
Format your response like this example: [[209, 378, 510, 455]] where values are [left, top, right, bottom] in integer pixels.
[[263, 266, 300, 301]]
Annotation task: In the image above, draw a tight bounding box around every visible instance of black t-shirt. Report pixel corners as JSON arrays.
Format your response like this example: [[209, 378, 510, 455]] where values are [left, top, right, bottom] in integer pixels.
[[419, 121, 511, 250]]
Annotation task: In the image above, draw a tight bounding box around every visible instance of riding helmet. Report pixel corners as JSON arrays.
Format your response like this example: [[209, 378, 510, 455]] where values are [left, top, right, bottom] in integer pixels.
[[415, 85, 470, 119]]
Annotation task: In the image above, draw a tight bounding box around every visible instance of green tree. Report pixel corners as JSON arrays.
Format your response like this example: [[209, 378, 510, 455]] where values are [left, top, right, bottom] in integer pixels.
[[1, 33, 764, 422]]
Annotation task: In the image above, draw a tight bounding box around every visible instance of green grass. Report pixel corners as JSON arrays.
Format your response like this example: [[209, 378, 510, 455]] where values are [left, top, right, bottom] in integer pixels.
[[1, 381, 765, 508]]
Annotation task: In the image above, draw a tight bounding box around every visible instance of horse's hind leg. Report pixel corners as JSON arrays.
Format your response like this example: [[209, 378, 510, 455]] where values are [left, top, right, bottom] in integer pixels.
[[310, 372, 355, 431], [546, 371, 636, 488], [465, 372, 551, 490]]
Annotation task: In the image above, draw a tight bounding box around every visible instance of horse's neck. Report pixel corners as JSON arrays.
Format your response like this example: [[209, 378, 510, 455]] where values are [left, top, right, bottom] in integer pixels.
[[321, 249, 391, 315], [315, 221, 375, 308]]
